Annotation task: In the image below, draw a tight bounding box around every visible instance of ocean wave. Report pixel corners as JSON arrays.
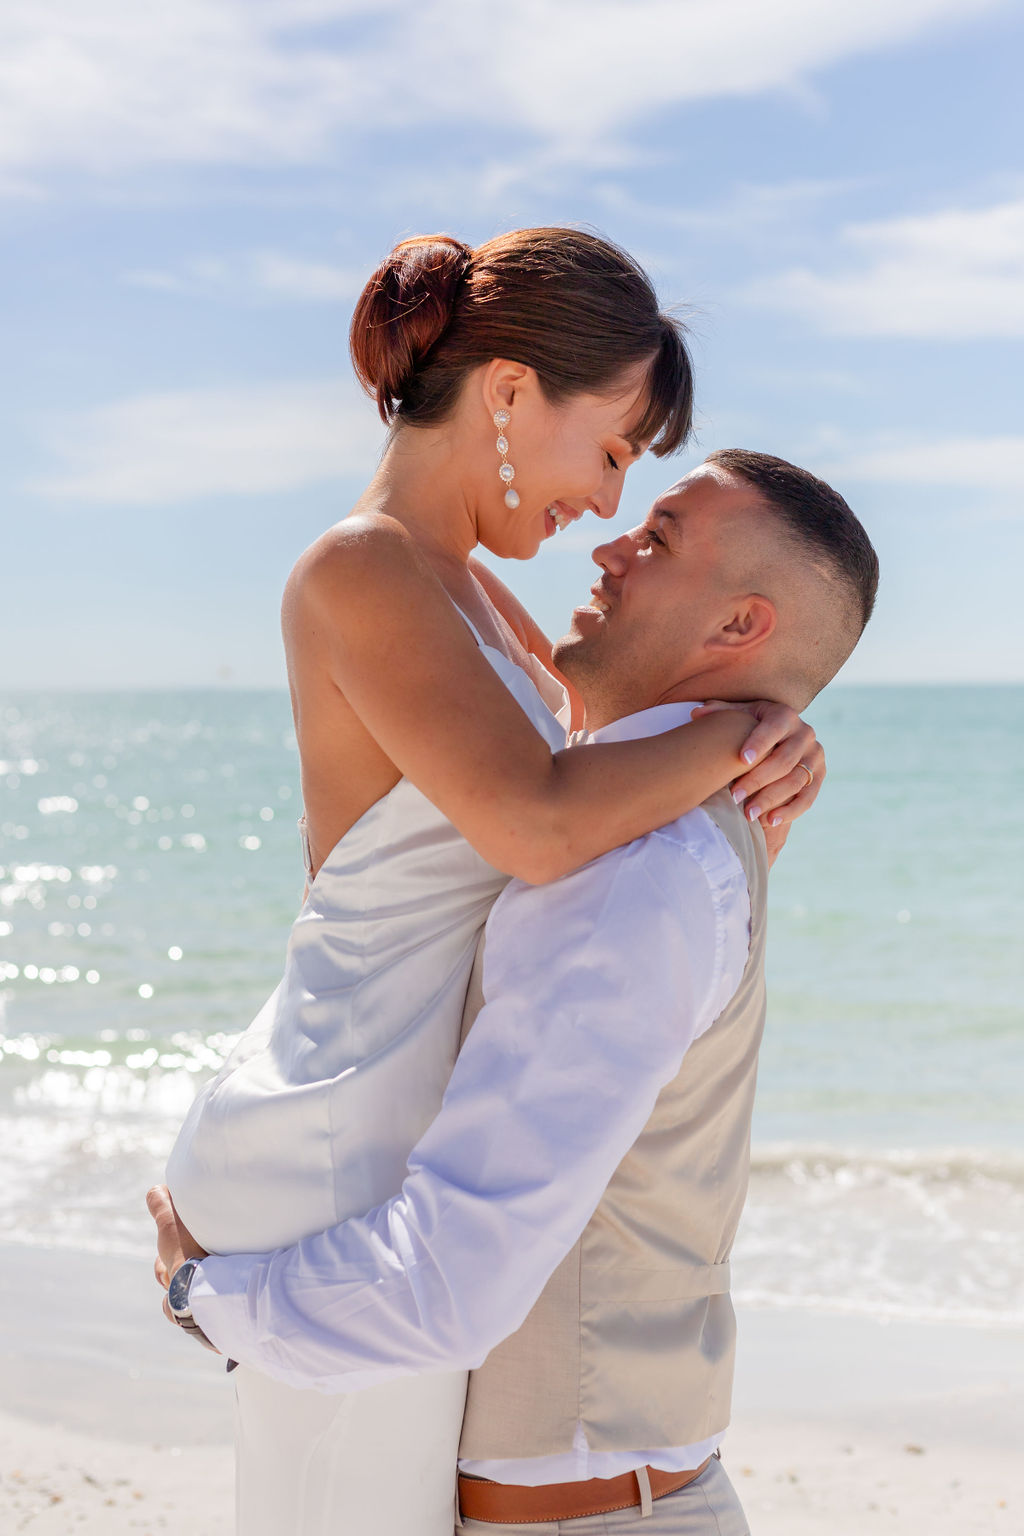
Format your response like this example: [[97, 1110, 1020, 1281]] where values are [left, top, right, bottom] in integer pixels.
[[736, 1140, 1024, 1330], [749, 1140, 1024, 1189], [732, 1286, 1024, 1331], [0, 1085, 1021, 1330]]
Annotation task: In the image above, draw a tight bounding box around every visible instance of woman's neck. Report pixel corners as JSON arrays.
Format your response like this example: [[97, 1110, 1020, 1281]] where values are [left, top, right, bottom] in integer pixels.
[[360, 424, 481, 571]]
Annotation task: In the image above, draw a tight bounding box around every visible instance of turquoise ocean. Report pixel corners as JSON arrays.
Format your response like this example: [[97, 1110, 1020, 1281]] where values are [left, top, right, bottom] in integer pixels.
[[1, 686, 1021, 1329]]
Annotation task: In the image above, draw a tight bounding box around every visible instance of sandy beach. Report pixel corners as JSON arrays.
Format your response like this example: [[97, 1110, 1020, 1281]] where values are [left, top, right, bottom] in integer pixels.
[[1, 1243, 1021, 1534], [728, 1308, 1023, 1533]]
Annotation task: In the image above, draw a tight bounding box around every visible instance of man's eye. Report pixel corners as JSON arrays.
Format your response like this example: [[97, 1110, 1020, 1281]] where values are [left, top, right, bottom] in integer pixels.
[[643, 525, 664, 547]]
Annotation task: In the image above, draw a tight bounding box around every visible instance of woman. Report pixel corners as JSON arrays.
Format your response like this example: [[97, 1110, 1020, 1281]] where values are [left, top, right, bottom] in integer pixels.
[[162, 228, 822, 1535]]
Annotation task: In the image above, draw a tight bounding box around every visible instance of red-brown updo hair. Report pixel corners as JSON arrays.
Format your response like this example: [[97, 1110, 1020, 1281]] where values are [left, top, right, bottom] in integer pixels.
[[349, 228, 693, 457]]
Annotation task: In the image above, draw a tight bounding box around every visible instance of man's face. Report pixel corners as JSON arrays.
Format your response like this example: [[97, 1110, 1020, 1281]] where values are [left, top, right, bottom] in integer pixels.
[[553, 466, 757, 725]]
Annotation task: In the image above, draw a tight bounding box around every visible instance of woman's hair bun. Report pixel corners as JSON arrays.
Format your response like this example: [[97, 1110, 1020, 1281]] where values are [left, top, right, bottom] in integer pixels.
[[350, 235, 473, 423]]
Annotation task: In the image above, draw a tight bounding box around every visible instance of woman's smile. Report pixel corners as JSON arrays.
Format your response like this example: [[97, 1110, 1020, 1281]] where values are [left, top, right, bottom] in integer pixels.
[[543, 500, 585, 537]]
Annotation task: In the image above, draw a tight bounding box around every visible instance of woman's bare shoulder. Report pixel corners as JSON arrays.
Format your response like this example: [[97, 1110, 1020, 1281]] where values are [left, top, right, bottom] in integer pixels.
[[284, 514, 434, 623], [291, 513, 422, 585]]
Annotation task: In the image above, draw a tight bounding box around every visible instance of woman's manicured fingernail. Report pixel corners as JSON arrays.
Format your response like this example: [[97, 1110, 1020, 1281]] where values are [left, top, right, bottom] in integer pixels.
[[747, 803, 762, 821], [769, 814, 782, 827], [732, 787, 747, 805], [742, 749, 757, 764]]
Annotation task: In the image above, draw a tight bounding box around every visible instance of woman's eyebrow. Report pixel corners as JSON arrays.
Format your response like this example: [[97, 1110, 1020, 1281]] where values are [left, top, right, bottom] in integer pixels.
[[615, 429, 645, 458]]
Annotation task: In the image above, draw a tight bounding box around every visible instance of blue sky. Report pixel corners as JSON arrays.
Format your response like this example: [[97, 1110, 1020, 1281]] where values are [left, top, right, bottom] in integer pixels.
[[3, 0, 1022, 688]]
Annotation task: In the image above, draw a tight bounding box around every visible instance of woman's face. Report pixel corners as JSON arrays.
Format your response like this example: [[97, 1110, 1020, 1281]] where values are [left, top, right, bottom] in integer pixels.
[[475, 361, 653, 561]]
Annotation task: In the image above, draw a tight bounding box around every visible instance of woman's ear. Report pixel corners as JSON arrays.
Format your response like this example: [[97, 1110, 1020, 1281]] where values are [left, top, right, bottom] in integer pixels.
[[481, 358, 532, 418]]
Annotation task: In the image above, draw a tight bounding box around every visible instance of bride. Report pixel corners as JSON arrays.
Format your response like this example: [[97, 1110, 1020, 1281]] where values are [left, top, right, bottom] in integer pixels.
[[156, 227, 822, 1534]]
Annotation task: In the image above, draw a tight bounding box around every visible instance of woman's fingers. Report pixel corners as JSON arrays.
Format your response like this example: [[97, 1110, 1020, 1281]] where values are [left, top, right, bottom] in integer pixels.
[[759, 817, 792, 868], [736, 703, 809, 770], [742, 765, 821, 824], [739, 743, 827, 824], [732, 727, 819, 804]]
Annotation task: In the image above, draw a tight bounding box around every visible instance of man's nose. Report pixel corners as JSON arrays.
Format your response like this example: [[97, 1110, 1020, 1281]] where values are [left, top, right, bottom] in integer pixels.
[[592, 532, 633, 574]]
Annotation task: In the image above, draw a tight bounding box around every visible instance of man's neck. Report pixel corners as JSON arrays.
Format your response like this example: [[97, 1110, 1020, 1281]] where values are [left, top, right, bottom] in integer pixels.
[[581, 682, 708, 736], [581, 699, 701, 743]]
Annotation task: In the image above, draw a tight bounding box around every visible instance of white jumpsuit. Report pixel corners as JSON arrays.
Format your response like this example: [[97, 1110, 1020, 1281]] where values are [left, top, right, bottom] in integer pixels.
[[166, 617, 566, 1535]]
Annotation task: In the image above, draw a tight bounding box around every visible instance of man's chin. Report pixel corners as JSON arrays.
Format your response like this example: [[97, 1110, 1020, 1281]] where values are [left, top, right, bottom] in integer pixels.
[[552, 625, 591, 672], [555, 604, 606, 653]]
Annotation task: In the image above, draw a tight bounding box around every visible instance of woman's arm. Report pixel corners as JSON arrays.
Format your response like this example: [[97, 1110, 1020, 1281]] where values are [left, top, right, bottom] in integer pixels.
[[290, 517, 806, 884]]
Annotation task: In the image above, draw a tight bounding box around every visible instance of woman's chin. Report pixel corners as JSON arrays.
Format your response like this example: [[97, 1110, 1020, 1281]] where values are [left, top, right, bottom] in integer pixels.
[[487, 532, 546, 562]]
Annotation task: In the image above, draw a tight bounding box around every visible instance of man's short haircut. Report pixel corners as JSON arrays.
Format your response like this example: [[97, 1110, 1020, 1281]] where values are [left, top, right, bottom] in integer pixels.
[[705, 448, 879, 635]]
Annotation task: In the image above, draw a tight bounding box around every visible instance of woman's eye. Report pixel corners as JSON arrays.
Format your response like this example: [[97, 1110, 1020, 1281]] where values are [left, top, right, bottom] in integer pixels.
[[606, 452, 620, 471]]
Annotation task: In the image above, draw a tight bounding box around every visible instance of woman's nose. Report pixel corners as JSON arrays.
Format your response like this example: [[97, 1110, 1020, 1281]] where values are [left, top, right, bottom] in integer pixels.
[[592, 467, 626, 520]]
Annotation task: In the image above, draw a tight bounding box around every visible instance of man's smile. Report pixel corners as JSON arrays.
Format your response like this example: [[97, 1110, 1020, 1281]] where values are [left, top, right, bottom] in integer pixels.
[[588, 581, 613, 614]]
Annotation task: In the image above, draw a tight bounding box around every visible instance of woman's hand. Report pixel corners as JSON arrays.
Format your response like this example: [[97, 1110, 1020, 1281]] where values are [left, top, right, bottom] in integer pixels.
[[147, 1184, 208, 1322], [691, 700, 825, 829]]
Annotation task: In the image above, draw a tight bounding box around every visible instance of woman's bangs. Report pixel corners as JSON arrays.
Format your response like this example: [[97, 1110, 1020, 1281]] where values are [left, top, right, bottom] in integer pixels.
[[629, 318, 694, 460]]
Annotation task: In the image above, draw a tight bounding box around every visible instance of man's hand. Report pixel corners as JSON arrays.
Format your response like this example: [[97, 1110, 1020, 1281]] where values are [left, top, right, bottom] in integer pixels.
[[147, 1185, 207, 1323]]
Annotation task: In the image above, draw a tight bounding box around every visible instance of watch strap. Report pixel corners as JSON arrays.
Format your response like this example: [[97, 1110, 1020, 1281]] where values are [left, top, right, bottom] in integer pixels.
[[168, 1257, 220, 1353], [177, 1314, 222, 1353]]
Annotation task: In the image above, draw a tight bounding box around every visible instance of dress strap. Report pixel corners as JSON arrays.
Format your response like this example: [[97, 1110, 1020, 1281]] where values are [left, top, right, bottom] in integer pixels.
[[298, 815, 315, 880], [448, 597, 488, 651]]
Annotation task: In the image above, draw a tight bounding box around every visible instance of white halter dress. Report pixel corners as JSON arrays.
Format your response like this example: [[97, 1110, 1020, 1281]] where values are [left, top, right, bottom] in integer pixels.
[[166, 613, 567, 1536]]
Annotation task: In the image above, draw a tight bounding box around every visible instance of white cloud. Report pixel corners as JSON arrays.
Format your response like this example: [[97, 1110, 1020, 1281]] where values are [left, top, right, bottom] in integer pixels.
[[250, 253, 360, 301], [0, 0, 1006, 177], [744, 197, 1024, 338], [31, 378, 386, 504], [126, 251, 361, 302], [821, 435, 1024, 494], [597, 177, 862, 241], [0, 170, 44, 200]]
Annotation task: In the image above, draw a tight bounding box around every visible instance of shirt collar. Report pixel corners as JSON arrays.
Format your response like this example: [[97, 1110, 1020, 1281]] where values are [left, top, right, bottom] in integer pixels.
[[579, 701, 702, 747]]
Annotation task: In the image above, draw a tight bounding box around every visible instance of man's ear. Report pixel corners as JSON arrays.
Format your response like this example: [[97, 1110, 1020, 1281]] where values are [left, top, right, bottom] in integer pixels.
[[706, 595, 776, 654]]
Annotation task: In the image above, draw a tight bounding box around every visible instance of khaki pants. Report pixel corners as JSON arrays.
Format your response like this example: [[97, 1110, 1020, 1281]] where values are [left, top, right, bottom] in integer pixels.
[[459, 1457, 749, 1535]]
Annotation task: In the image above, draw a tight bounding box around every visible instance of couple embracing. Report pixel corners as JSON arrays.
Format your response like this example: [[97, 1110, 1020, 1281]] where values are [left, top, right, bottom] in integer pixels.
[[148, 227, 878, 1535]]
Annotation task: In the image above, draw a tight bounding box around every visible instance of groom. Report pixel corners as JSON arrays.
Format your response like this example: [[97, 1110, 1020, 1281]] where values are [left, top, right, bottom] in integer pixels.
[[151, 449, 878, 1531]]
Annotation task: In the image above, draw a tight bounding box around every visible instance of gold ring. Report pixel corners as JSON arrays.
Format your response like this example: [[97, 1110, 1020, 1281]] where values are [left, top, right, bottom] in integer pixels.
[[797, 762, 814, 789]]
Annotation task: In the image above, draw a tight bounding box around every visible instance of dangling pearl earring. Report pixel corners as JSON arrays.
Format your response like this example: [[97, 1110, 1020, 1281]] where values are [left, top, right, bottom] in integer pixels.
[[493, 409, 520, 510]]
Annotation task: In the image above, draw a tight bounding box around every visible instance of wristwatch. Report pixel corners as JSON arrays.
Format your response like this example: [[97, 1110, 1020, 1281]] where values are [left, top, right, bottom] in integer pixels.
[[167, 1257, 219, 1353]]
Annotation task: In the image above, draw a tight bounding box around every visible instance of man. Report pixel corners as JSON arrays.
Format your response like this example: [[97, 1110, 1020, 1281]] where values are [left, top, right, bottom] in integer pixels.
[[150, 449, 878, 1532]]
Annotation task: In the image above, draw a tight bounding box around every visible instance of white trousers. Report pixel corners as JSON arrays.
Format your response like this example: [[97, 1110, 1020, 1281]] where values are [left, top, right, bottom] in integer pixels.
[[459, 1457, 750, 1536], [232, 1364, 468, 1536]]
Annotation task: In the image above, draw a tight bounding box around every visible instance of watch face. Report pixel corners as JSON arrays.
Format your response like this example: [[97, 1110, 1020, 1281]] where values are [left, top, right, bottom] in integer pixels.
[[168, 1258, 197, 1317]]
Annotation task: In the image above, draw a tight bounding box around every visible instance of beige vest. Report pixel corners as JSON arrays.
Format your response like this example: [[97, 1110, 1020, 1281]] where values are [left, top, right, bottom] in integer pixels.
[[458, 790, 768, 1459]]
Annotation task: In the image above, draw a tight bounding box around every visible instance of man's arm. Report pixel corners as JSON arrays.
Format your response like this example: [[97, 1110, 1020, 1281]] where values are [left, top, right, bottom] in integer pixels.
[[182, 827, 746, 1393]]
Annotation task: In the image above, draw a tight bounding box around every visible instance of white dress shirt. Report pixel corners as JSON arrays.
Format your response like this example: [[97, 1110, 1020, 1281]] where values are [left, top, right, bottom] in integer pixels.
[[190, 701, 751, 1482]]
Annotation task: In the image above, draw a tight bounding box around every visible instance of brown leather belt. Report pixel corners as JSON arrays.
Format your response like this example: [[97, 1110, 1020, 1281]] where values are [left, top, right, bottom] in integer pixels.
[[457, 1458, 712, 1524]]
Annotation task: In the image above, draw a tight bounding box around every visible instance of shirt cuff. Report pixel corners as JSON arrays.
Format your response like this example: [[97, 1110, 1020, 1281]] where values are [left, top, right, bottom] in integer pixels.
[[188, 1253, 262, 1363]]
